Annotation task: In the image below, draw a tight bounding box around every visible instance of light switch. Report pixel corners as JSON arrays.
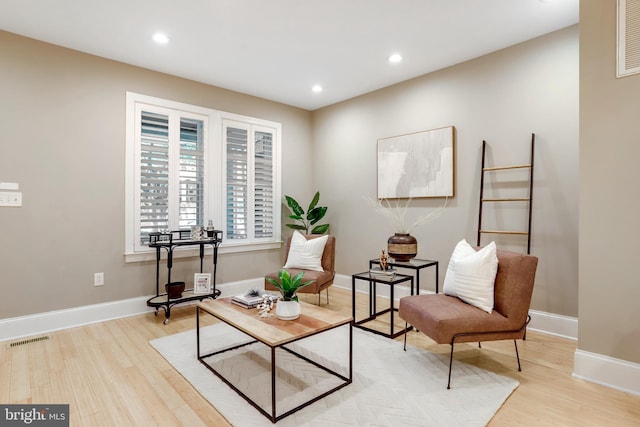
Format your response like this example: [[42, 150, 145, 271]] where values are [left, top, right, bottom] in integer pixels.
[[0, 182, 19, 191]]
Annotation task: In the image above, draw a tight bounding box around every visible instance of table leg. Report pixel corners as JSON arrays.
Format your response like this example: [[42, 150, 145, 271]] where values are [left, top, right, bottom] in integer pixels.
[[271, 346, 277, 422], [166, 247, 173, 284], [199, 243, 204, 272], [351, 276, 356, 320], [390, 282, 395, 337], [349, 322, 353, 380], [196, 306, 201, 358], [435, 263, 439, 293], [371, 281, 376, 316], [155, 248, 161, 296], [212, 245, 218, 295]]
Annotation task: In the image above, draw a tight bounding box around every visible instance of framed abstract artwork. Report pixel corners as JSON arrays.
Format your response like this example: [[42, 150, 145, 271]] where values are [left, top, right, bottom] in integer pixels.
[[377, 126, 455, 199]]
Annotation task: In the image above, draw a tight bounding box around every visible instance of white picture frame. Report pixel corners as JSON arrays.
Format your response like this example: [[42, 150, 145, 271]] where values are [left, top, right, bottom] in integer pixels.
[[193, 273, 211, 294], [377, 126, 455, 199]]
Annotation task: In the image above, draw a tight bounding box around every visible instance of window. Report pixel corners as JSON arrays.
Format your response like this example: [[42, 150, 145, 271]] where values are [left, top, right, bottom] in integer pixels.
[[125, 93, 281, 260], [223, 120, 276, 241], [137, 110, 206, 246]]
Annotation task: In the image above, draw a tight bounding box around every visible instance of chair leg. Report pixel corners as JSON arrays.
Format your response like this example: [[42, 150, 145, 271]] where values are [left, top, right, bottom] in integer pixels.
[[317, 292, 320, 305], [514, 340, 522, 371], [447, 343, 455, 389], [403, 323, 408, 351], [523, 315, 531, 340], [326, 288, 329, 304]]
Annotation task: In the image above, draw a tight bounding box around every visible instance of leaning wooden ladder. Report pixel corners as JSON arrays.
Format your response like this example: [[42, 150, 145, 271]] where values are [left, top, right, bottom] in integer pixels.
[[477, 134, 535, 254]]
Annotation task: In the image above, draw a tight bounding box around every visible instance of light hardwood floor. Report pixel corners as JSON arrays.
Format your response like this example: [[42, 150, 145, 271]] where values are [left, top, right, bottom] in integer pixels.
[[1, 287, 639, 426]]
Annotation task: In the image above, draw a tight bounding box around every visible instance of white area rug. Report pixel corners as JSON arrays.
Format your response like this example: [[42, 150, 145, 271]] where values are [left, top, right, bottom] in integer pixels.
[[150, 323, 518, 426]]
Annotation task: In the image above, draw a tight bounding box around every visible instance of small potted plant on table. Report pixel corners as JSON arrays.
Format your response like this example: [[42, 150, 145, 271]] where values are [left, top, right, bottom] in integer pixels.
[[265, 269, 315, 320]]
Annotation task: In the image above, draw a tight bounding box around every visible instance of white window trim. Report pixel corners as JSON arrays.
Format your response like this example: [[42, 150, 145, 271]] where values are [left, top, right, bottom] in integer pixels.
[[124, 92, 282, 263]]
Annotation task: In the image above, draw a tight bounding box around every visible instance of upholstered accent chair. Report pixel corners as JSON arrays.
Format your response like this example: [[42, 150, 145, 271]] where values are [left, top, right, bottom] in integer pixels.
[[264, 234, 336, 305], [398, 247, 538, 388]]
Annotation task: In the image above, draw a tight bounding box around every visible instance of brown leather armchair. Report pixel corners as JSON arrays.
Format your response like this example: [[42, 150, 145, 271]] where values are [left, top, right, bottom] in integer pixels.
[[399, 248, 538, 388], [264, 234, 336, 305]]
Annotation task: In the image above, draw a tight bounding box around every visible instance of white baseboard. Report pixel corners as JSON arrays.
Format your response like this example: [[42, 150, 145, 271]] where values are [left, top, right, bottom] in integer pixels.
[[3, 274, 637, 397], [574, 349, 640, 396], [0, 296, 153, 342], [527, 309, 578, 340], [0, 280, 262, 343]]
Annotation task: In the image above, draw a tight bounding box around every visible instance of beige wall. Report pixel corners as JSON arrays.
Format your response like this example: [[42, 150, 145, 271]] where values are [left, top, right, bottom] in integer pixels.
[[580, 1, 640, 363], [0, 30, 313, 319], [1, 26, 581, 325], [312, 26, 579, 318]]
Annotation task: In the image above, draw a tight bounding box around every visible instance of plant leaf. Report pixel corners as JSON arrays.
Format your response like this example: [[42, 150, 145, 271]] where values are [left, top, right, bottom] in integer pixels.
[[285, 195, 304, 216], [285, 224, 307, 230], [279, 269, 291, 283], [311, 224, 330, 234], [308, 206, 327, 223], [270, 269, 316, 300], [265, 277, 283, 292], [265, 277, 278, 286], [291, 271, 305, 284], [308, 191, 320, 211]]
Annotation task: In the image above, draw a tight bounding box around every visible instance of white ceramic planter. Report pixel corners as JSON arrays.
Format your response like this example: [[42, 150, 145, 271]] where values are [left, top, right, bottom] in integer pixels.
[[276, 300, 300, 320]]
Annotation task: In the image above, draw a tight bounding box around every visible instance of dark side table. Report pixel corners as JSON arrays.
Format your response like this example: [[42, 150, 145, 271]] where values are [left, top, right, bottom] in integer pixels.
[[351, 271, 414, 339], [369, 258, 439, 294], [147, 230, 223, 324]]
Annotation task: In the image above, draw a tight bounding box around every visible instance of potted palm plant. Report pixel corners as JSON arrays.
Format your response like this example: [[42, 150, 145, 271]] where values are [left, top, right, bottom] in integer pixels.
[[265, 269, 315, 320], [285, 191, 330, 234]]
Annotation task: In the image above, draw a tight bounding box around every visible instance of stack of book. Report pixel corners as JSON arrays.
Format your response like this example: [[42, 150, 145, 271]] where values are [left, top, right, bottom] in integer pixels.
[[231, 293, 264, 309], [369, 267, 397, 278]]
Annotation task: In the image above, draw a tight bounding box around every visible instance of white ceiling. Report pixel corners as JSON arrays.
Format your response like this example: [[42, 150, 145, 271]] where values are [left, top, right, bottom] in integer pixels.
[[0, 0, 578, 111]]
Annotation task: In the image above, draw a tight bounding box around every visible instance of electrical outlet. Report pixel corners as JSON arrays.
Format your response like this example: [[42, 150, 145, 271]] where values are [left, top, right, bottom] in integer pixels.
[[94, 272, 104, 286]]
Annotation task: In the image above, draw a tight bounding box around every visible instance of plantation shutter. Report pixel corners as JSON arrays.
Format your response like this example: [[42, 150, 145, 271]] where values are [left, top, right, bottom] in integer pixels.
[[178, 118, 204, 229], [139, 111, 170, 244], [225, 124, 249, 239], [254, 129, 274, 238], [224, 120, 277, 241], [137, 108, 205, 248]]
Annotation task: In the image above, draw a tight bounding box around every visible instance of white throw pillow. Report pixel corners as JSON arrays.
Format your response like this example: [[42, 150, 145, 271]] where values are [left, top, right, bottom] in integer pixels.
[[454, 241, 499, 313], [283, 231, 328, 272], [443, 239, 476, 297]]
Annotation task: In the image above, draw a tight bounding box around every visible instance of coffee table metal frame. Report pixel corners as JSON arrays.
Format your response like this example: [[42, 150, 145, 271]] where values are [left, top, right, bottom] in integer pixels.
[[196, 298, 353, 424], [351, 271, 414, 339]]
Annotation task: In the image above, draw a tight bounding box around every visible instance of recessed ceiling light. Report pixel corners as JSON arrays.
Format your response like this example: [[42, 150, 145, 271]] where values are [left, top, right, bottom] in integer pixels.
[[153, 33, 170, 44], [388, 53, 403, 63], [312, 85, 323, 93]]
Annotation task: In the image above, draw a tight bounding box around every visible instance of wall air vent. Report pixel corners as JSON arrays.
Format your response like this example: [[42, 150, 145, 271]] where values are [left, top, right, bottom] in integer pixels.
[[618, 0, 640, 77]]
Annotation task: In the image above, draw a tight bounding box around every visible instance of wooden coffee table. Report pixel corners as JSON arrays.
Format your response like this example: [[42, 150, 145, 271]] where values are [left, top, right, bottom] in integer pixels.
[[196, 298, 353, 423]]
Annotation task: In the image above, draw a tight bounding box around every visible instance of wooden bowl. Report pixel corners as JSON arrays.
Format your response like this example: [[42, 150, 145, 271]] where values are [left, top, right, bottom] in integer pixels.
[[165, 281, 185, 299]]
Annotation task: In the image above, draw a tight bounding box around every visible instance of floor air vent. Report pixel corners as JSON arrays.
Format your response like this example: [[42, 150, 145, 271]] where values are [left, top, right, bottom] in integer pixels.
[[9, 336, 50, 347]]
